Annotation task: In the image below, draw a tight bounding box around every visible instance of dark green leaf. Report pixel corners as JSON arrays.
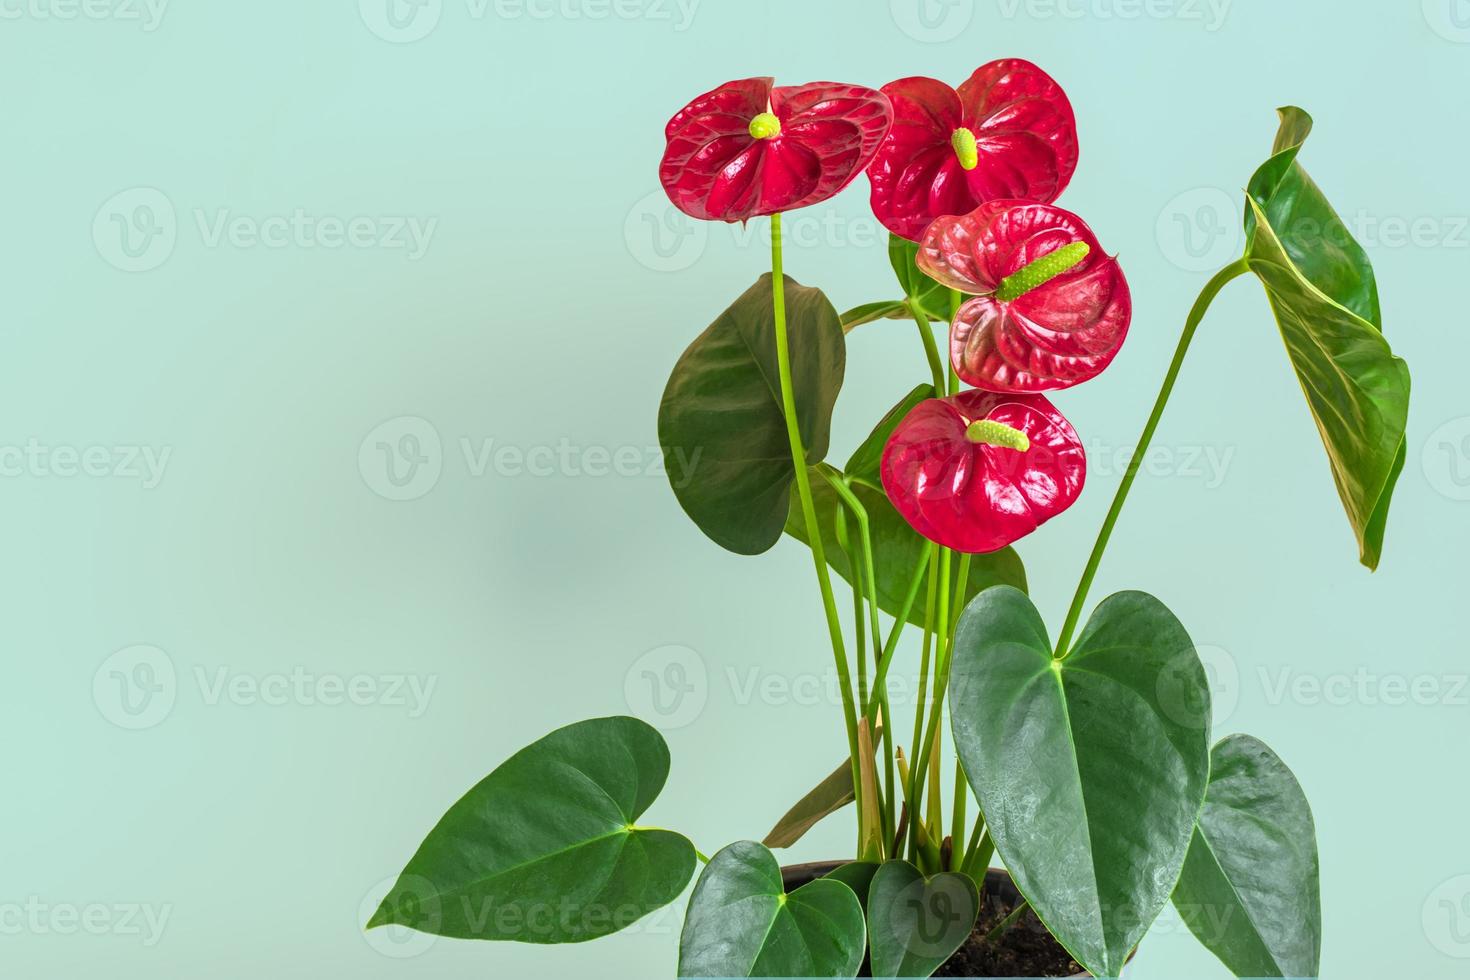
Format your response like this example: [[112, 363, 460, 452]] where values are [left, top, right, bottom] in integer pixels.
[[825, 862, 881, 912], [367, 717, 695, 944], [948, 588, 1211, 977], [1244, 108, 1411, 569], [785, 475, 1027, 629], [1172, 735, 1321, 978], [658, 273, 846, 555], [889, 234, 950, 322], [842, 300, 908, 332], [763, 758, 854, 850], [678, 841, 866, 977], [845, 384, 936, 491], [867, 860, 979, 978]]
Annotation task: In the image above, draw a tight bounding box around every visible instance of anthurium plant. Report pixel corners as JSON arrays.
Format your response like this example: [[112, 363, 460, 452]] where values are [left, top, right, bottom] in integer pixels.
[[369, 61, 1410, 978]]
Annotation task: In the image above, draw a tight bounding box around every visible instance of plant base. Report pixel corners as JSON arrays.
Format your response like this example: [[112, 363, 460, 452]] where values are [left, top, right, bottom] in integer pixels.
[[782, 862, 1085, 978]]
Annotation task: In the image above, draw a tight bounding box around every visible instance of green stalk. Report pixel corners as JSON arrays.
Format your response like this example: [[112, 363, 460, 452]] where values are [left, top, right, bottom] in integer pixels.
[[863, 543, 934, 730], [907, 548, 940, 861], [1052, 259, 1250, 657], [950, 760, 966, 870], [908, 299, 946, 392], [768, 213, 866, 847], [909, 547, 951, 866], [822, 468, 898, 851]]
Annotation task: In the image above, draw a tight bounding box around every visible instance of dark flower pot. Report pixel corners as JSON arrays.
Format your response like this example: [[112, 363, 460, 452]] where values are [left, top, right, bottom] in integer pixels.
[[781, 861, 1092, 978]]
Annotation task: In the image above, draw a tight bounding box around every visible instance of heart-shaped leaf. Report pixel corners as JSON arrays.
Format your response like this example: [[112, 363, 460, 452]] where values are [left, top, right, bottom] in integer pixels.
[[784, 475, 1027, 629], [867, 860, 980, 977], [845, 384, 936, 492], [825, 862, 881, 913], [1172, 735, 1321, 978], [368, 716, 695, 943], [659, 273, 845, 555], [1243, 107, 1411, 570], [678, 841, 866, 978], [948, 587, 1211, 977]]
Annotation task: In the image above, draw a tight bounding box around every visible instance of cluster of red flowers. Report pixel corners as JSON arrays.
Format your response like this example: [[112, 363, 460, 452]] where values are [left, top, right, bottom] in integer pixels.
[[660, 62, 1132, 555]]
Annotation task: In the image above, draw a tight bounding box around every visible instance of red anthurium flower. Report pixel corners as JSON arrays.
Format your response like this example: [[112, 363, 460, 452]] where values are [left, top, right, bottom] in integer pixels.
[[917, 200, 1131, 393], [881, 389, 1086, 554], [660, 77, 892, 223], [868, 59, 1078, 242]]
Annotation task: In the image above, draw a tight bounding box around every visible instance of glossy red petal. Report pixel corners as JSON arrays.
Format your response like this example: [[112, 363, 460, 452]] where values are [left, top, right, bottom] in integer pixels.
[[867, 76, 971, 242], [957, 59, 1078, 206], [660, 78, 891, 223], [880, 390, 1086, 554], [868, 62, 1077, 241], [917, 201, 1131, 392]]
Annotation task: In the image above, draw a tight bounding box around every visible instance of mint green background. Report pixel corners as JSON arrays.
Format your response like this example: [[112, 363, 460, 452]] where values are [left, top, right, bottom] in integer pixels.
[[3, 1, 1468, 977]]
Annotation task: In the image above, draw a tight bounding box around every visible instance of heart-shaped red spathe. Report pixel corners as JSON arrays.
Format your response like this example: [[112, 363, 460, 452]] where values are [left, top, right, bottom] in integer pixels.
[[917, 200, 1131, 393], [880, 389, 1086, 554], [659, 77, 892, 223], [867, 60, 1079, 242]]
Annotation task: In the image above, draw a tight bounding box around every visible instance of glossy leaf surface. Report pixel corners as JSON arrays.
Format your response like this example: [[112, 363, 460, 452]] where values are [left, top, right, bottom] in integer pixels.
[[868, 61, 1078, 242], [867, 860, 980, 978], [1243, 107, 1410, 569], [825, 862, 881, 913], [659, 274, 845, 555], [880, 389, 1086, 553], [785, 473, 1027, 626], [1172, 735, 1321, 978], [948, 588, 1211, 977], [661, 77, 892, 222], [678, 841, 866, 977], [368, 717, 695, 943], [918, 201, 1130, 392]]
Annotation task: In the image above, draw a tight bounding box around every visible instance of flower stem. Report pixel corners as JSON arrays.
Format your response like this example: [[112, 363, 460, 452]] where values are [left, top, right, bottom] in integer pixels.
[[1052, 259, 1251, 658], [768, 213, 866, 845], [821, 467, 897, 850], [907, 299, 946, 392]]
